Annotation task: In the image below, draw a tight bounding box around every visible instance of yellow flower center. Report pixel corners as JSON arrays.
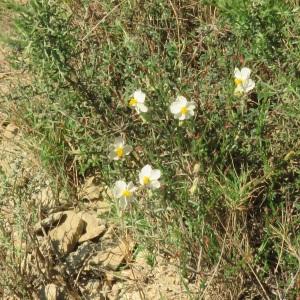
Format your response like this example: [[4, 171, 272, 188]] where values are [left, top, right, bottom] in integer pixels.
[[115, 146, 124, 158], [234, 78, 244, 86], [143, 176, 150, 185], [180, 106, 188, 115], [129, 98, 137, 107], [122, 189, 132, 197]]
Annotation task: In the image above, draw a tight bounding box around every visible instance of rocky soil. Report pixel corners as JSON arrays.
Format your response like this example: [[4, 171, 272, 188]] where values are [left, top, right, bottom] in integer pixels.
[[0, 114, 198, 300]]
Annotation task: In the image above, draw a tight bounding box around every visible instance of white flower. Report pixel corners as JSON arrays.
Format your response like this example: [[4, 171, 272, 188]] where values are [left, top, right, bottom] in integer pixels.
[[170, 96, 195, 120], [129, 90, 148, 114], [109, 136, 132, 160], [139, 164, 161, 190], [234, 67, 255, 96], [112, 180, 136, 208]]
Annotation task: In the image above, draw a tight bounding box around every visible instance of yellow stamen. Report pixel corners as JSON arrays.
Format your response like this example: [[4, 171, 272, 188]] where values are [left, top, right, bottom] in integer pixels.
[[115, 146, 124, 158], [143, 176, 150, 185], [129, 98, 137, 107], [234, 78, 244, 86], [180, 106, 188, 115], [122, 189, 132, 197]]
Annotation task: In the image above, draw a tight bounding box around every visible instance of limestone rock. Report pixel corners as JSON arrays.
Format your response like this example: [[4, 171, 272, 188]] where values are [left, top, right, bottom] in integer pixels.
[[78, 211, 106, 243], [80, 279, 104, 300], [65, 241, 98, 271], [34, 211, 67, 233], [89, 238, 135, 271], [49, 212, 84, 255], [79, 177, 103, 201]]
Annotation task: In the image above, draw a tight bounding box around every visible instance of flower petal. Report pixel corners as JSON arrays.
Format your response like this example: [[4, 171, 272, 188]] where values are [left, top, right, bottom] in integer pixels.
[[240, 67, 251, 80], [139, 175, 144, 185], [114, 136, 124, 146], [113, 180, 127, 198], [116, 180, 127, 189], [137, 103, 148, 113], [178, 113, 187, 121], [234, 85, 244, 96], [170, 101, 182, 114], [176, 96, 187, 106], [127, 181, 136, 192], [109, 150, 118, 160], [150, 180, 161, 189], [141, 165, 152, 177], [151, 169, 161, 180], [188, 109, 195, 117], [245, 79, 255, 92], [187, 101, 196, 110], [234, 68, 241, 79], [123, 145, 133, 155], [187, 103, 196, 116], [133, 90, 145, 103]]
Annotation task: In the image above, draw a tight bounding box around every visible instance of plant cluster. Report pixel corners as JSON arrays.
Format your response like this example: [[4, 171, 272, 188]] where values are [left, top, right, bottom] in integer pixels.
[[111, 67, 254, 210], [3, 0, 300, 297]]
